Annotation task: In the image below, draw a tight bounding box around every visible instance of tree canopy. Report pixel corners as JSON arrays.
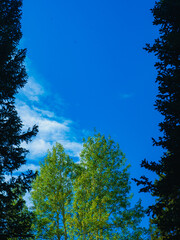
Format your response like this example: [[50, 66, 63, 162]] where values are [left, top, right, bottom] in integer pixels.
[[133, 0, 180, 239], [69, 133, 148, 239], [31, 143, 75, 240], [32, 134, 149, 239], [0, 0, 38, 238]]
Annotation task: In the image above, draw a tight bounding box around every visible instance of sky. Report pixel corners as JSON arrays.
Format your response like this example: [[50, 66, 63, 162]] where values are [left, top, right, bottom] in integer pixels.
[[16, 0, 163, 227]]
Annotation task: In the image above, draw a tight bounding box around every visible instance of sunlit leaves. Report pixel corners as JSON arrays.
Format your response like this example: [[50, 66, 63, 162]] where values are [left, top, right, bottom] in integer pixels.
[[69, 133, 148, 239], [31, 143, 75, 240]]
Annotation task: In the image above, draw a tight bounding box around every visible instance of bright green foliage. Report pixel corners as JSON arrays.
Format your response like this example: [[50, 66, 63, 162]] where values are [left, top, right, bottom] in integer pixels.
[[69, 133, 148, 239], [31, 135, 149, 239], [31, 143, 75, 240]]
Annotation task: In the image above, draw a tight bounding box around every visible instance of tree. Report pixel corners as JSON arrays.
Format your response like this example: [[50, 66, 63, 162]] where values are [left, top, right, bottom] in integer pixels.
[[31, 135, 149, 239], [0, 0, 38, 238], [69, 133, 149, 239], [31, 143, 75, 240], [133, 0, 180, 239]]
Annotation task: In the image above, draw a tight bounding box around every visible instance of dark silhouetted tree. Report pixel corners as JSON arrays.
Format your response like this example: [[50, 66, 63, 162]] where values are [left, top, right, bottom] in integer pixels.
[[0, 0, 38, 239], [133, 0, 180, 239]]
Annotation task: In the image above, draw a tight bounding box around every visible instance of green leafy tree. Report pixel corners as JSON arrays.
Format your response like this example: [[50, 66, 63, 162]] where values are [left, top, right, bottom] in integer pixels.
[[133, 0, 180, 239], [0, 0, 38, 239], [31, 143, 76, 240], [69, 133, 148, 239]]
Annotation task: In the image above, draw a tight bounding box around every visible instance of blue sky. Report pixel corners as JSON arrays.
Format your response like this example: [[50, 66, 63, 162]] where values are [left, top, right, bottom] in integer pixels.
[[16, 0, 163, 227]]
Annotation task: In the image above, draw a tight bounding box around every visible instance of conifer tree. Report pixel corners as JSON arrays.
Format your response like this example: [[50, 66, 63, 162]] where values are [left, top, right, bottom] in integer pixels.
[[0, 0, 38, 238], [133, 0, 180, 239]]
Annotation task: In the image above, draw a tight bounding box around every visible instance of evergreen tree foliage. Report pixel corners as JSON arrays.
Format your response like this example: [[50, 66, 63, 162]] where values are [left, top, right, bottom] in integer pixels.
[[133, 0, 180, 239], [0, 0, 38, 238]]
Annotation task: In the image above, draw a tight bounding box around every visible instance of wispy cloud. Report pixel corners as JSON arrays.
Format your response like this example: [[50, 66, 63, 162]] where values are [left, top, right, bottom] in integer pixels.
[[17, 101, 82, 161], [16, 164, 40, 173], [20, 76, 44, 102], [33, 107, 55, 118], [16, 72, 83, 170], [14, 65, 84, 207]]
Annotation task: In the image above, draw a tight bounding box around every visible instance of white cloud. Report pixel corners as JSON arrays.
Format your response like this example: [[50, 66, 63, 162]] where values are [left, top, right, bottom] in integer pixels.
[[23, 139, 51, 158], [24, 192, 33, 209], [17, 164, 40, 173], [21, 76, 44, 102], [14, 69, 85, 208], [33, 107, 55, 118], [17, 101, 82, 160], [60, 141, 83, 157], [4, 175, 13, 182]]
